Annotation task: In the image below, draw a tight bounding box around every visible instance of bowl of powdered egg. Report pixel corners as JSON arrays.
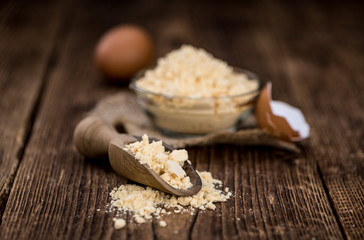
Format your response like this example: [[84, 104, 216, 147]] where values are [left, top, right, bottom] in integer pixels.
[[130, 45, 261, 135]]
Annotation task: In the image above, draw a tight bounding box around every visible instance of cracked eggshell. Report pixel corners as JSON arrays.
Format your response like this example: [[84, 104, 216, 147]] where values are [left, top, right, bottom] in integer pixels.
[[256, 82, 310, 142]]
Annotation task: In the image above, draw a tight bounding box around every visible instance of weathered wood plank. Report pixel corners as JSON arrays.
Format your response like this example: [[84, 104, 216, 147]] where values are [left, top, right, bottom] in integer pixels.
[[1, 0, 363, 239], [256, 1, 364, 239], [0, 0, 155, 239], [186, 1, 344, 239], [0, 0, 65, 222]]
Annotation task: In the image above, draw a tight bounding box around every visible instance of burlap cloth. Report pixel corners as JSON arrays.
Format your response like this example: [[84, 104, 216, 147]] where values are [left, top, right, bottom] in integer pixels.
[[87, 90, 300, 153]]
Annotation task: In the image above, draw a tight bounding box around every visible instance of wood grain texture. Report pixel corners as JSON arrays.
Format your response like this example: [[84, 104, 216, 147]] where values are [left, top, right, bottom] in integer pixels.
[[0, 0, 65, 222], [186, 1, 344, 239], [0, 0, 363, 239], [0, 0, 131, 239], [249, 1, 364, 238]]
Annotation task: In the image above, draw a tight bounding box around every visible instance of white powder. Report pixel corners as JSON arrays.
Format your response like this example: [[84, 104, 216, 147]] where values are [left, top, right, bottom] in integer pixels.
[[133, 45, 259, 134], [113, 218, 126, 229], [134, 215, 146, 224], [136, 45, 258, 98], [109, 171, 232, 225], [110, 134, 232, 228], [126, 134, 192, 189], [159, 221, 167, 227]]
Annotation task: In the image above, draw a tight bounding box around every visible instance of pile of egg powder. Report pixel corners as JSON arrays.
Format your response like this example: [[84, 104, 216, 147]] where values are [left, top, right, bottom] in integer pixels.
[[125, 134, 192, 189], [136, 45, 258, 97], [109, 134, 232, 228]]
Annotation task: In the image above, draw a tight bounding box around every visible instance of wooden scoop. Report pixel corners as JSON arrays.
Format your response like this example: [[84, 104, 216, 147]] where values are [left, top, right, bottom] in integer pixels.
[[73, 115, 202, 196]]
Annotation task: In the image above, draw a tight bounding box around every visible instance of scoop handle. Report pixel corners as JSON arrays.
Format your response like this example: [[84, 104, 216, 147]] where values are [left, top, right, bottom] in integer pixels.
[[73, 115, 120, 158]]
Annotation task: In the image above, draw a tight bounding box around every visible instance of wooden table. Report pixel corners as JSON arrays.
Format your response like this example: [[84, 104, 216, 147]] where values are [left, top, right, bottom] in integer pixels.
[[0, 0, 363, 239]]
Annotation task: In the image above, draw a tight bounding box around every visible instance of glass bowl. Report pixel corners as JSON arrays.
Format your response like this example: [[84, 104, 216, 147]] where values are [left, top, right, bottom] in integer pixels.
[[130, 68, 262, 135]]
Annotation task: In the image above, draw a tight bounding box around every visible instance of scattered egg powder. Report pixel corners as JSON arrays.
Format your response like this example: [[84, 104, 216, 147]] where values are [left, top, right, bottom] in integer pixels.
[[113, 218, 126, 230], [109, 134, 232, 227], [159, 221, 167, 227], [136, 45, 258, 97], [125, 134, 192, 189], [109, 171, 232, 224]]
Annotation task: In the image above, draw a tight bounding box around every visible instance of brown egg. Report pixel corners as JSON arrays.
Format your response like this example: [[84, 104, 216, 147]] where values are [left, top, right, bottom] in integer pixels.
[[256, 82, 310, 142], [95, 24, 153, 80]]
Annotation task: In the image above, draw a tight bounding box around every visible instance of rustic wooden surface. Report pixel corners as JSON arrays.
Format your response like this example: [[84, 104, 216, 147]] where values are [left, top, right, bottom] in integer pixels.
[[0, 0, 363, 239]]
